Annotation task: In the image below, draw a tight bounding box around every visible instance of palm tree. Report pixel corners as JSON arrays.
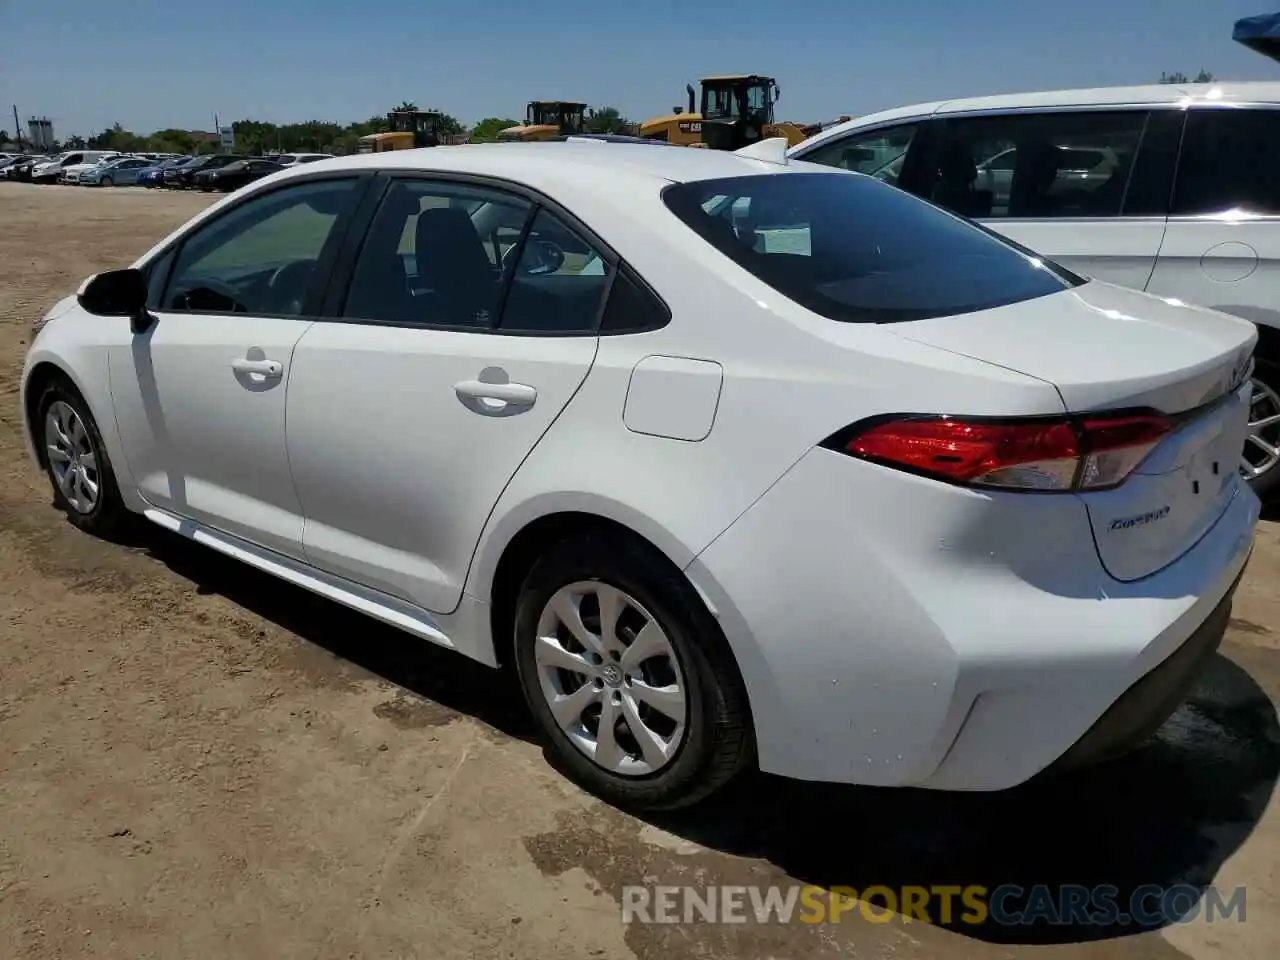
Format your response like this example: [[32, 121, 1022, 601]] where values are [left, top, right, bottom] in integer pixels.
[[394, 101, 419, 112]]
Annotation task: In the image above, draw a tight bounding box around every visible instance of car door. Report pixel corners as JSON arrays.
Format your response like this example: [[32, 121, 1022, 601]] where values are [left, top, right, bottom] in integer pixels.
[[914, 109, 1172, 289], [117, 158, 149, 184], [1147, 106, 1280, 324], [285, 175, 610, 613], [107, 174, 367, 559]]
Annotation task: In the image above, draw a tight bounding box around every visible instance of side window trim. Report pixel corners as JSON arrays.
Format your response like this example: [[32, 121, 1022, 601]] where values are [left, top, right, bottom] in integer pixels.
[[156, 171, 375, 319], [489, 203, 541, 329], [321, 171, 628, 337]]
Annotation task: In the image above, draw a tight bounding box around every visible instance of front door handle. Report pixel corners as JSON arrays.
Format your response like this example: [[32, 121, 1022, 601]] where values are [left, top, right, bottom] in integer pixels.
[[231, 357, 283, 377]]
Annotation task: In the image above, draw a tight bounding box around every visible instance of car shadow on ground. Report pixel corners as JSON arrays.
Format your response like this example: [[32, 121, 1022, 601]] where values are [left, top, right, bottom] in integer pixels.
[[135, 524, 1280, 947], [134, 524, 539, 743]]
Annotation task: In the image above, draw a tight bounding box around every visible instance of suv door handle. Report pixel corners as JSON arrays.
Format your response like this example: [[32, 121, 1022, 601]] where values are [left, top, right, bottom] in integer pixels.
[[454, 380, 537, 406], [231, 358, 283, 377]]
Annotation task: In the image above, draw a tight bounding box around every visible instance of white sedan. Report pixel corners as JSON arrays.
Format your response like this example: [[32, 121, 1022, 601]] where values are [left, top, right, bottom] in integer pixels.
[[21, 139, 1260, 809]]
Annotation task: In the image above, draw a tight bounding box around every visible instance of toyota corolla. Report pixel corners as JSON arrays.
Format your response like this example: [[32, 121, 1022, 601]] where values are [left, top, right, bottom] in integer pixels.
[[21, 139, 1259, 809]]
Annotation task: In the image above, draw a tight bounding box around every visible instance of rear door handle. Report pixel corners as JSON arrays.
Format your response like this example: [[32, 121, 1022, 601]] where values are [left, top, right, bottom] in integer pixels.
[[231, 358, 283, 377], [454, 380, 537, 406]]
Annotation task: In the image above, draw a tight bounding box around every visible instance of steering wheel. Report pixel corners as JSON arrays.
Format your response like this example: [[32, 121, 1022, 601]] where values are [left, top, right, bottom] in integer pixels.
[[265, 260, 317, 315], [170, 277, 248, 313], [503, 237, 566, 276]]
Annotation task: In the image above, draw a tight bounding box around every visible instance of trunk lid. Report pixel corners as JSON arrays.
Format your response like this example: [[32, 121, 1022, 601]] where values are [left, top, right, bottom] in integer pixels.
[[893, 280, 1257, 581]]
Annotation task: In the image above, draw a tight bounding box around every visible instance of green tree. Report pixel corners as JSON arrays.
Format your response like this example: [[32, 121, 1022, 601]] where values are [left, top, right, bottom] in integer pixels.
[[586, 106, 632, 135], [0, 129, 10, 148], [470, 117, 521, 141], [394, 101, 419, 112], [1160, 70, 1215, 83]]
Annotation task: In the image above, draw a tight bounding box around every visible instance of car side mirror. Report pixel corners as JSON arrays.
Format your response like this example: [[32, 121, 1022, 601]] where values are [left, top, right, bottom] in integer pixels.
[[78, 268, 154, 334]]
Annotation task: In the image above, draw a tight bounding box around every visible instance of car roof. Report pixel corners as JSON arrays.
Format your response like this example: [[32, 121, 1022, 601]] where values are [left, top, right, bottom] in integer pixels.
[[793, 81, 1280, 154], [273, 141, 815, 196]]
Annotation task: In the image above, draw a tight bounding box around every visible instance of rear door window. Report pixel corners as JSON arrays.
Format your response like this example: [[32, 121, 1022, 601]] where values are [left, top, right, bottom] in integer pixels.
[[1171, 108, 1280, 216], [925, 110, 1147, 219], [662, 171, 1081, 324]]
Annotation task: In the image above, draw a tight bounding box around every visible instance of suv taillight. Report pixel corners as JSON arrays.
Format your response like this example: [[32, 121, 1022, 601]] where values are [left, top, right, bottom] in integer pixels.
[[825, 413, 1172, 492]]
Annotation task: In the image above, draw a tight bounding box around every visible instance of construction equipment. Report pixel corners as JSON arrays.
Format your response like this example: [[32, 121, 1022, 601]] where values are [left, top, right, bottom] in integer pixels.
[[497, 102, 591, 141], [638, 75, 841, 149], [357, 110, 449, 153]]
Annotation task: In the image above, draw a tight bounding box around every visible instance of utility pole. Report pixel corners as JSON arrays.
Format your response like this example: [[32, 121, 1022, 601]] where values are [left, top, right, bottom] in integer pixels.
[[12, 104, 22, 150]]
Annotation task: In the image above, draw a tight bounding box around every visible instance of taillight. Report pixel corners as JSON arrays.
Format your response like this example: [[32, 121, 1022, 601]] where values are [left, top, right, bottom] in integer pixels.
[[830, 413, 1172, 492]]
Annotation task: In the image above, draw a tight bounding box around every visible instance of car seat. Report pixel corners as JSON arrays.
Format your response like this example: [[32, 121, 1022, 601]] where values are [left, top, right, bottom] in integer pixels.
[[415, 207, 501, 327]]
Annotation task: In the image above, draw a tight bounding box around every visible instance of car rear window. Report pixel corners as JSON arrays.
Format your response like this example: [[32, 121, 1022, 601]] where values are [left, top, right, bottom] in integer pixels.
[[661, 171, 1083, 323]]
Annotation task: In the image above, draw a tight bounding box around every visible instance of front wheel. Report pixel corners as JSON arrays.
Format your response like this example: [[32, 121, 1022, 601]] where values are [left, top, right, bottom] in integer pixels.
[[514, 532, 753, 810], [38, 380, 130, 538], [100, 175, 113, 187], [1242, 357, 1280, 500]]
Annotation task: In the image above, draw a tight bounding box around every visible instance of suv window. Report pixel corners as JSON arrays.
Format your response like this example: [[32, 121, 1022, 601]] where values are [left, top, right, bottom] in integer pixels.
[[801, 124, 919, 187], [925, 111, 1146, 219], [662, 172, 1082, 324], [161, 178, 360, 316], [342, 180, 531, 327], [1171, 108, 1280, 216]]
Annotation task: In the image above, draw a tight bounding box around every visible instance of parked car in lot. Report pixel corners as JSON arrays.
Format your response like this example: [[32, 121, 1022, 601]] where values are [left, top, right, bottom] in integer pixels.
[[273, 152, 335, 166], [164, 153, 245, 189], [139, 156, 192, 188], [62, 153, 125, 185], [194, 157, 285, 192], [1, 155, 49, 181], [20, 141, 1259, 810], [30, 150, 119, 184], [791, 81, 1280, 496], [80, 155, 159, 187]]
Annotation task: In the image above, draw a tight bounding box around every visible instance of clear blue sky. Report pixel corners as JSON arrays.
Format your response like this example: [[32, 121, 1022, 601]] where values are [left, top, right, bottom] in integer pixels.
[[3, 0, 1278, 138]]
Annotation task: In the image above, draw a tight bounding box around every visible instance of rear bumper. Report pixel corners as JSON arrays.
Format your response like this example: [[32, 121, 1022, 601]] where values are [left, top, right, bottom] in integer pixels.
[[686, 447, 1259, 790], [1043, 568, 1239, 774]]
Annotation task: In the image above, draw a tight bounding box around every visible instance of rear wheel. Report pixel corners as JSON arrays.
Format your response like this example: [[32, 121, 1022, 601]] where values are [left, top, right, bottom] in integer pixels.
[[1242, 357, 1280, 500], [513, 532, 752, 810]]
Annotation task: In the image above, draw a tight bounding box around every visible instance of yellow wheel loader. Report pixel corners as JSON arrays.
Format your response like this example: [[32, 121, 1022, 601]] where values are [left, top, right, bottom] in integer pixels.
[[639, 75, 845, 149], [497, 102, 591, 142]]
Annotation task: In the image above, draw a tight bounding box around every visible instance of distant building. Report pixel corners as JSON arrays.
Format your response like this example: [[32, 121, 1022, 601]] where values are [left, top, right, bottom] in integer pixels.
[[27, 117, 54, 150]]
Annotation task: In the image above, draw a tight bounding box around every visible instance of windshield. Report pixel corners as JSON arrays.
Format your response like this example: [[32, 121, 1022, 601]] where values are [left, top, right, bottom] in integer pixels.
[[662, 171, 1083, 324], [703, 84, 740, 120]]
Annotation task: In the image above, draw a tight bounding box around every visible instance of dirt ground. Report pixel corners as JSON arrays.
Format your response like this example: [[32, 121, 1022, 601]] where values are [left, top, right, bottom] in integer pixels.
[[1, 182, 1279, 960]]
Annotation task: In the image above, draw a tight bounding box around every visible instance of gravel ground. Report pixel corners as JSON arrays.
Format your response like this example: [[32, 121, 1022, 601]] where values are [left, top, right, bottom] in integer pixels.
[[1, 181, 1278, 960]]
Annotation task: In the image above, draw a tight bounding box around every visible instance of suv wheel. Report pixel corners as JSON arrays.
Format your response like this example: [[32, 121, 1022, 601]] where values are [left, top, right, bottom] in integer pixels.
[[1243, 358, 1280, 500], [513, 531, 753, 810]]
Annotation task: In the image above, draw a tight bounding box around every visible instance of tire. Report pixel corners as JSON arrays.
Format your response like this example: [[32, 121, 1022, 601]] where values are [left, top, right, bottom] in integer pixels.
[[513, 531, 753, 810], [37, 379, 130, 539], [101, 175, 113, 187], [1243, 357, 1280, 501]]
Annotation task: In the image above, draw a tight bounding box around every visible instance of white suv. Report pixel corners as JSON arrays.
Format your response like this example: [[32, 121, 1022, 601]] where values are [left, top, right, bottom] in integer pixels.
[[791, 82, 1280, 495]]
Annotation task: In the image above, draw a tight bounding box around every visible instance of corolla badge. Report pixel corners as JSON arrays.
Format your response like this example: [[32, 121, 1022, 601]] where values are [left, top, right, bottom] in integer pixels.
[[1109, 505, 1170, 531]]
